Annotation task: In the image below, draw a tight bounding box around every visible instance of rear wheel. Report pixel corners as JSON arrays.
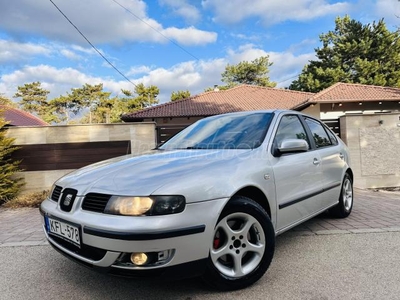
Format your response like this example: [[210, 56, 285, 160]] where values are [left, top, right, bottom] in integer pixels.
[[202, 196, 275, 290], [329, 173, 353, 218]]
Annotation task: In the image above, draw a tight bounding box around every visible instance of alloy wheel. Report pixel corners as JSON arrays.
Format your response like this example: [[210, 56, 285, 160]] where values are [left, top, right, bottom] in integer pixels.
[[211, 212, 266, 278]]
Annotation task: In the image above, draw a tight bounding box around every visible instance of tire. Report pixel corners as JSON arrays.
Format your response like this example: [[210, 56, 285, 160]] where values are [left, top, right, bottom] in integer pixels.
[[202, 195, 275, 290], [329, 173, 353, 218]]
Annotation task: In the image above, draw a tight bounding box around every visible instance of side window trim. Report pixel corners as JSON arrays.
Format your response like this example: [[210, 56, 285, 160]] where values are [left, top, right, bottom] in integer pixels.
[[299, 115, 317, 150]]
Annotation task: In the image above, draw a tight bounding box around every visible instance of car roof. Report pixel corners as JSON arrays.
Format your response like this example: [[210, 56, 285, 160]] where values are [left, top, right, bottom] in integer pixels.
[[214, 109, 301, 117]]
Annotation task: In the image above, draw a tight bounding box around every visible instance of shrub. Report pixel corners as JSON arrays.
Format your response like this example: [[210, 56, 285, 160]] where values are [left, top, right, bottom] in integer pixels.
[[0, 108, 23, 204], [3, 190, 47, 208]]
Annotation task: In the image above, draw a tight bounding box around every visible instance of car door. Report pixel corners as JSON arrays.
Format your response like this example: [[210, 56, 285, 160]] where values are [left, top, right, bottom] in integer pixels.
[[269, 114, 324, 232], [303, 117, 345, 208]]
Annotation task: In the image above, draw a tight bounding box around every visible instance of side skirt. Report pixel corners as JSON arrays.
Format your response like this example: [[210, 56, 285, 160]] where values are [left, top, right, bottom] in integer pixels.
[[275, 201, 339, 236]]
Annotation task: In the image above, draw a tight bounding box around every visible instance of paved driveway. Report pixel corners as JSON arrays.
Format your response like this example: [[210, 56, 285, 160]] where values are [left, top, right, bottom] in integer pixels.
[[1, 188, 399, 247], [1, 189, 400, 300]]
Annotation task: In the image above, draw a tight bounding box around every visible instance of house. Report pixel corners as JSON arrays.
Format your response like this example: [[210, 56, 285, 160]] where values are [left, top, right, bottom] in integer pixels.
[[294, 82, 400, 120], [121, 85, 314, 142], [0, 106, 48, 126], [122, 83, 400, 143]]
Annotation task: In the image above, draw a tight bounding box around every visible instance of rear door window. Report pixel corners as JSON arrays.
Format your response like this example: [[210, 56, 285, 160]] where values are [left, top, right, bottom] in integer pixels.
[[304, 118, 332, 148]]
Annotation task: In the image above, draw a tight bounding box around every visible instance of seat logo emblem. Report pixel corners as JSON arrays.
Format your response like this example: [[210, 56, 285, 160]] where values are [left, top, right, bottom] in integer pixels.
[[64, 194, 73, 206]]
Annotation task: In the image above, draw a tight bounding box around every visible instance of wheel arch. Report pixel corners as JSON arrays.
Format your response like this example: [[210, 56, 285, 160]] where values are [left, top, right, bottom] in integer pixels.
[[346, 168, 354, 182], [232, 186, 271, 219]]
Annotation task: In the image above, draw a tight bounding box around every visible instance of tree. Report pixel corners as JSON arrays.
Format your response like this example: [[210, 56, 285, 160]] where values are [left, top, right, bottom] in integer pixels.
[[204, 85, 231, 92], [0, 108, 23, 203], [221, 56, 277, 88], [78, 83, 160, 124], [132, 83, 159, 108], [171, 90, 191, 101], [48, 95, 74, 124], [290, 16, 400, 92], [13, 82, 52, 122], [0, 95, 16, 107]]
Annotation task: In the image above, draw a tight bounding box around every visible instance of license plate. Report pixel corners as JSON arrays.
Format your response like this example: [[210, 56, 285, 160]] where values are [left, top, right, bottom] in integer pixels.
[[45, 216, 81, 247]]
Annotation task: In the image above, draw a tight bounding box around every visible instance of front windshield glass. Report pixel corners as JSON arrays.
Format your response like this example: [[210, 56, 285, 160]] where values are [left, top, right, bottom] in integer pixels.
[[159, 112, 273, 150]]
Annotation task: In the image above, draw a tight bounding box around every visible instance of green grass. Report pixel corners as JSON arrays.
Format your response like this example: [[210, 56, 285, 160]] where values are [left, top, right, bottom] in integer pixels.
[[2, 190, 48, 208]]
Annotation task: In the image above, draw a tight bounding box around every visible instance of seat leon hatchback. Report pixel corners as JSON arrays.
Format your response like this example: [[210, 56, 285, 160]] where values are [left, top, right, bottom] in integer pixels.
[[40, 110, 353, 290]]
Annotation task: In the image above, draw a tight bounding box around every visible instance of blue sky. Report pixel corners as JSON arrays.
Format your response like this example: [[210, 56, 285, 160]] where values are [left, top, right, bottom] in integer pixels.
[[1, 0, 399, 103]]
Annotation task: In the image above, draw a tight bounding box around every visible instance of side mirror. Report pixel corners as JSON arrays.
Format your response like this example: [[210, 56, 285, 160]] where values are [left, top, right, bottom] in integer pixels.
[[275, 139, 309, 156]]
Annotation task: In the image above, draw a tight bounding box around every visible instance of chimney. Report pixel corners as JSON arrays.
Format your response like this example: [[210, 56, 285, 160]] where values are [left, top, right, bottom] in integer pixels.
[[213, 85, 219, 91]]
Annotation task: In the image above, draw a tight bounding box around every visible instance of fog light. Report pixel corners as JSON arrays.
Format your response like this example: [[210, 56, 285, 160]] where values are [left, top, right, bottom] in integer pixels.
[[130, 252, 148, 265]]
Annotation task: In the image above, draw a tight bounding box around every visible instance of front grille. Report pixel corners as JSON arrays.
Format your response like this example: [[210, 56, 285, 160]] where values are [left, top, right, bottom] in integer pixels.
[[82, 193, 112, 213], [50, 185, 63, 202], [50, 235, 107, 261]]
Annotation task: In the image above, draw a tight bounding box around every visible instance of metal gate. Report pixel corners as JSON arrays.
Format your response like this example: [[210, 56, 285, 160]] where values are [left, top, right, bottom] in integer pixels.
[[322, 119, 340, 136], [156, 125, 187, 144]]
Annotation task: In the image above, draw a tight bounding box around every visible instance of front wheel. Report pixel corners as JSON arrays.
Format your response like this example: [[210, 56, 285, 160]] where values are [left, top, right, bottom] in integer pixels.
[[202, 196, 275, 290], [329, 173, 353, 218]]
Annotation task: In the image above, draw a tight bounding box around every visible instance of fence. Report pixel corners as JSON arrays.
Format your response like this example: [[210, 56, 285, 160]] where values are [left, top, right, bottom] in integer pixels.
[[7, 123, 156, 193]]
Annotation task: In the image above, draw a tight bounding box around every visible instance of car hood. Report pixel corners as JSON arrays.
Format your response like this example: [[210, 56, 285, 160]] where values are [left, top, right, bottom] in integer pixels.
[[56, 149, 252, 197]]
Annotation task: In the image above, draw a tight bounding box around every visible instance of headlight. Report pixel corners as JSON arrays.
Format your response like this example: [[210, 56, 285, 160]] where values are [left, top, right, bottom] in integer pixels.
[[104, 195, 185, 216]]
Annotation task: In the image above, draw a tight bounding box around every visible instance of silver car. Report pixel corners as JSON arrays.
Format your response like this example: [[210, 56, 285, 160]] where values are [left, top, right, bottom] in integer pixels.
[[40, 110, 353, 290]]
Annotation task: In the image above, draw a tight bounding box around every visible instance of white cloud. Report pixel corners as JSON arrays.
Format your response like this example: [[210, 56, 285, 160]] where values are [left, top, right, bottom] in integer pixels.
[[0, 40, 51, 64], [268, 52, 315, 87], [71, 45, 98, 55], [159, 0, 201, 23], [127, 65, 152, 76], [375, 0, 400, 26], [162, 26, 217, 46], [0, 0, 216, 46], [226, 43, 314, 87], [0, 64, 132, 100], [0, 38, 105, 67], [60, 49, 82, 61], [202, 0, 351, 25], [0, 43, 312, 104], [230, 33, 262, 41], [130, 59, 226, 101]]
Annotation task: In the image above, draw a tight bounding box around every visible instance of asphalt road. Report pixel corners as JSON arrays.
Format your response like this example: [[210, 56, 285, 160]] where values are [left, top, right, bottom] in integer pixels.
[[1, 232, 399, 300]]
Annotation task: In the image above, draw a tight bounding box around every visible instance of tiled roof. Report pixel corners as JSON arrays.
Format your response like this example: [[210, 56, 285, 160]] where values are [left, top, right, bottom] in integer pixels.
[[0, 106, 48, 126], [122, 85, 314, 121], [309, 82, 400, 103]]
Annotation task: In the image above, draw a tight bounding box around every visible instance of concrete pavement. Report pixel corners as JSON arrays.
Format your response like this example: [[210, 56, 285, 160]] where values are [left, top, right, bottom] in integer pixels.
[[1, 188, 400, 247]]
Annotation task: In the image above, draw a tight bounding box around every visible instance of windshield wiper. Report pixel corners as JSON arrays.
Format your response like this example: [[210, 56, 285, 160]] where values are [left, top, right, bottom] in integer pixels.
[[186, 146, 207, 149]]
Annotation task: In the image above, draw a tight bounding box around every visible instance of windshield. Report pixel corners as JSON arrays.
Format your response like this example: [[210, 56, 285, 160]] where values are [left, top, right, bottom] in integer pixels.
[[159, 112, 273, 150]]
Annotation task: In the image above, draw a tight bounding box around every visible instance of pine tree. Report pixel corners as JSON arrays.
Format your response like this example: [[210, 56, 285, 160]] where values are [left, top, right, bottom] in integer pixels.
[[0, 109, 23, 203], [290, 16, 400, 92]]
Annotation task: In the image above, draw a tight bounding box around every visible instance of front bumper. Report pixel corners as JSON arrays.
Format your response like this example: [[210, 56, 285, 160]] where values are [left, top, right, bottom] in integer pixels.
[[40, 197, 228, 277]]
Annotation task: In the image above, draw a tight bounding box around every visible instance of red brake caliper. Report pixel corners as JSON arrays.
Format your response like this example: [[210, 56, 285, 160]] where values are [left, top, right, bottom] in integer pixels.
[[213, 237, 220, 249]]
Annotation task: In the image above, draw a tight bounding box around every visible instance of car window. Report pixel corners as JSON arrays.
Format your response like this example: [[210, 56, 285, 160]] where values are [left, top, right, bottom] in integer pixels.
[[304, 118, 332, 148], [324, 126, 338, 145], [160, 112, 273, 150], [274, 115, 309, 148]]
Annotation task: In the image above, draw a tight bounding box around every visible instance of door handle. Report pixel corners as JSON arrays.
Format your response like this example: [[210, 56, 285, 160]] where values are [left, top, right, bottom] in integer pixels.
[[339, 153, 344, 160], [313, 158, 320, 165]]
